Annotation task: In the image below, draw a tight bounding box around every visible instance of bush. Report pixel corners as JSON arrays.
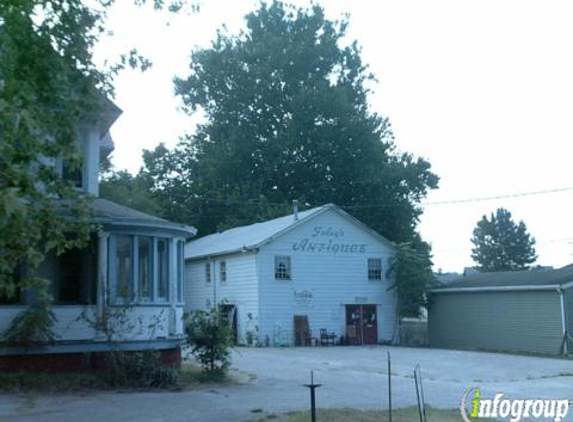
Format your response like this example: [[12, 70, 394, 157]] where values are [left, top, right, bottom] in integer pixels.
[[185, 306, 233, 376], [106, 350, 179, 389]]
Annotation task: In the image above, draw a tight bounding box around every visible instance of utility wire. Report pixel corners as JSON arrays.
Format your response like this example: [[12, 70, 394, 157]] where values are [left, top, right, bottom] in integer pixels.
[[343, 186, 573, 209], [149, 185, 573, 210]]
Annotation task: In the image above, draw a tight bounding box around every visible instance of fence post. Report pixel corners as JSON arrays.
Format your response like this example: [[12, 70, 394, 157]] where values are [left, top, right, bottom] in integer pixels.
[[388, 351, 392, 422]]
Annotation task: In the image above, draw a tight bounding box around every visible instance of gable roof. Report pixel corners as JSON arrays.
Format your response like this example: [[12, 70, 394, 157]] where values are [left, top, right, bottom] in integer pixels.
[[185, 203, 394, 260], [432, 264, 573, 293]]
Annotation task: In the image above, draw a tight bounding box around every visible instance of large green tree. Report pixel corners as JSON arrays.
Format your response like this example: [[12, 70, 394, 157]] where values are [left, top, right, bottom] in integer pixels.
[[146, 1, 438, 245], [140, 1, 438, 317], [471, 208, 537, 272]]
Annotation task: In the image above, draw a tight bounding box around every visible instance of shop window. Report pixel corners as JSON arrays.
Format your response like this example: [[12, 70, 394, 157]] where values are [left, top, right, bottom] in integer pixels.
[[220, 261, 227, 283], [275, 256, 291, 281], [368, 258, 382, 281]]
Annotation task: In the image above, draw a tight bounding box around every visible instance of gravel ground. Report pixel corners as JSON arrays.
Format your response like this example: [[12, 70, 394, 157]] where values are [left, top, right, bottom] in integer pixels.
[[1, 346, 572, 422]]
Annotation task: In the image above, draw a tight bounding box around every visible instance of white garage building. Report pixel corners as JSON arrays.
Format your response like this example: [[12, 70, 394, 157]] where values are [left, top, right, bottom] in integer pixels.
[[184, 204, 397, 346]]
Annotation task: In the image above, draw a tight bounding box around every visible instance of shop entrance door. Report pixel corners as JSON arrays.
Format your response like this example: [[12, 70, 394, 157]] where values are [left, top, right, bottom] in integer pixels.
[[345, 304, 378, 345]]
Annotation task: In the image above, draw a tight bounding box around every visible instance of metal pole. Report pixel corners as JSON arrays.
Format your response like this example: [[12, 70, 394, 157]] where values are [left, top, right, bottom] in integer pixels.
[[388, 351, 392, 422], [419, 367, 427, 422], [303, 370, 322, 422], [414, 367, 423, 422]]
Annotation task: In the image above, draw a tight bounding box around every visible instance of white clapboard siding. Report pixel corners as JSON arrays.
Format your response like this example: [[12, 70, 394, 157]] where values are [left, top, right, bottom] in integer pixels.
[[0, 305, 181, 342], [185, 252, 259, 343], [257, 208, 397, 345]]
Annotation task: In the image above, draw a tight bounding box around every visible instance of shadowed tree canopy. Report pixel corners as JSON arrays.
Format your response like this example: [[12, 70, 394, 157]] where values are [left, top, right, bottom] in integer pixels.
[[471, 208, 537, 272], [144, 0, 439, 247]]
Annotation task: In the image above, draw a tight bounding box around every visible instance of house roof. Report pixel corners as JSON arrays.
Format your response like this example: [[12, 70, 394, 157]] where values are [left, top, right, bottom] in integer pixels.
[[92, 198, 196, 237], [432, 264, 573, 293], [185, 203, 394, 260]]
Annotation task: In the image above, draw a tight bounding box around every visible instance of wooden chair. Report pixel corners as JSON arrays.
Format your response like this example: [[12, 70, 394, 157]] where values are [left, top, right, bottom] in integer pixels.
[[320, 328, 336, 346]]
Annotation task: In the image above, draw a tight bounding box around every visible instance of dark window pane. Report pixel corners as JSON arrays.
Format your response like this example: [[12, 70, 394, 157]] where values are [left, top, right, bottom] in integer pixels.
[[138, 237, 152, 301], [157, 239, 169, 301], [59, 248, 82, 303], [62, 159, 82, 187], [177, 241, 184, 302], [116, 235, 133, 302]]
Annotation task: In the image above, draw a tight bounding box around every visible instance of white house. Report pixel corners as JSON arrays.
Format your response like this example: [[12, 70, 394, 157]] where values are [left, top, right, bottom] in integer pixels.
[[0, 98, 196, 370], [185, 204, 397, 346]]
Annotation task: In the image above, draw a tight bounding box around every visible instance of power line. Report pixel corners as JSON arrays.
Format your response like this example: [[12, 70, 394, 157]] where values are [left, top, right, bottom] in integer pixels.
[[155, 184, 573, 210], [342, 186, 573, 209]]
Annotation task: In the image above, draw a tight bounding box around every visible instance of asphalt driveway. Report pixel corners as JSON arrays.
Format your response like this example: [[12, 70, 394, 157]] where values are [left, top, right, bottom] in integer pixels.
[[1, 346, 572, 421]]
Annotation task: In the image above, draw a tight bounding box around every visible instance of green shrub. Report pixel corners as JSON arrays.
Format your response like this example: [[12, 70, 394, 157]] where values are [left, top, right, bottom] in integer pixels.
[[106, 350, 179, 389], [185, 306, 233, 376]]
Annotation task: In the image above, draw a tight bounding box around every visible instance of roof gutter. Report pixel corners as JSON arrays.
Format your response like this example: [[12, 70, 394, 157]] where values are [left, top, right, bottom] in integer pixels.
[[430, 284, 563, 294], [185, 246, 258, 262]]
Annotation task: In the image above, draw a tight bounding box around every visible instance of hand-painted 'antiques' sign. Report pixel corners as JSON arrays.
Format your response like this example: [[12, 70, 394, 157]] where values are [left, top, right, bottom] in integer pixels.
[[291, 226, 366, 254]]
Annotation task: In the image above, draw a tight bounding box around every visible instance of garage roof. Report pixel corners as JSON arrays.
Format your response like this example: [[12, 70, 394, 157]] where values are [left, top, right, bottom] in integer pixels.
[[432, 264, 573, 293]]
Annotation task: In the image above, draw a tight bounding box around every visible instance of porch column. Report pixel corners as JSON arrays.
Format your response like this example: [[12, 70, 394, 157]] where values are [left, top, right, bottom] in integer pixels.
[[169, 238, 178, 336], [96, 231, 109, 331]]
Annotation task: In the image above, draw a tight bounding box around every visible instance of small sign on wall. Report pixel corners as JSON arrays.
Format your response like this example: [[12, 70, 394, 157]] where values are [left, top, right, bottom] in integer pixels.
[[294, 290, 313, 307]]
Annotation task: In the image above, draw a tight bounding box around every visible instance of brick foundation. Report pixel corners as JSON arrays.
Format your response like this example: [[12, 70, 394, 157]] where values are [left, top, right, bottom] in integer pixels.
[[0, 347, 182, 373]]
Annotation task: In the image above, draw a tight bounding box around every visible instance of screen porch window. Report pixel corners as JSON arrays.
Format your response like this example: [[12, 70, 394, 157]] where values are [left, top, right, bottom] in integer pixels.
[[220, 261, 227, 283], [109, 235, 177, 304], [115, 235, 134, 302], [138, 236, 153, 301], [177, 240, 184, 302], [157, 239, 169, 301], [368, 258, 382, 281], [274, 256, 291, 281]]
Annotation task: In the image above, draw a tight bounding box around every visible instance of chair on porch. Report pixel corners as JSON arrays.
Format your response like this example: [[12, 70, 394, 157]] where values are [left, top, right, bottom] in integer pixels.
[[319, 328, 336, 346]]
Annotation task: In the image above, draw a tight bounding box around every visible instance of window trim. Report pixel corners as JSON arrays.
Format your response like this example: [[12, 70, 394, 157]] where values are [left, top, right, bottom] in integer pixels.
[[367, 258, 383, 281], [205, 262, 211, 284], [274, 255, 292, 281], [220, 261, 227, 284], [155, 237, 170, 302], [177, 240, 184, 303], [108, 234, 175, 305]]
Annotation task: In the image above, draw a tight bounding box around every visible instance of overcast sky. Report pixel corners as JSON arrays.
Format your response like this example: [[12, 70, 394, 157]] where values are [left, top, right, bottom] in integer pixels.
[[94, 0, 573, 272]]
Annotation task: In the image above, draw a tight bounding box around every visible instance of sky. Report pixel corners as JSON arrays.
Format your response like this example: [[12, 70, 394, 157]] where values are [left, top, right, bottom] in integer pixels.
[[94, 0, 573, 273]]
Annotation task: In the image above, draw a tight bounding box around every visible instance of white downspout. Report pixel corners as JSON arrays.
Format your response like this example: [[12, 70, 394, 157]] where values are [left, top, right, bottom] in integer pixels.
[[559, 288, 568, 355]]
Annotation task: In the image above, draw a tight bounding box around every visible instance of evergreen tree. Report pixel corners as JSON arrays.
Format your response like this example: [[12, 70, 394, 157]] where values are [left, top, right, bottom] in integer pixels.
[[471, 208, 537, 272]]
